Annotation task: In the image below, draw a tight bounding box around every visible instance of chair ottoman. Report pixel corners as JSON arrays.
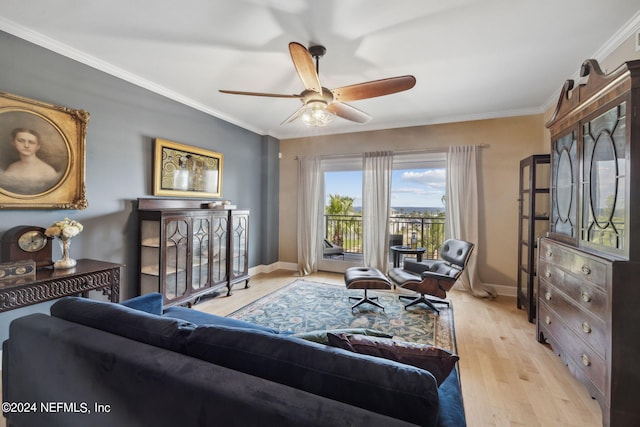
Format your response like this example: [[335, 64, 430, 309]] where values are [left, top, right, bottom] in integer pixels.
[[344, 267, 392, 311]]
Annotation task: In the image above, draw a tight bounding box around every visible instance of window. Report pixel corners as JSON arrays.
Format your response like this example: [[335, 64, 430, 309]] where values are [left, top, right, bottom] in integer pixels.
[[390, 152, 446, 258], [391, 152, 446, 215], [321, 151, 446, 262], [323, 157, 362, 256]]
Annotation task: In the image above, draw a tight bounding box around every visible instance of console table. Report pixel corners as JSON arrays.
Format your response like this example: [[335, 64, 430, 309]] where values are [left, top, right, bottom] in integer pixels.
[[0, 259, 121, 312]]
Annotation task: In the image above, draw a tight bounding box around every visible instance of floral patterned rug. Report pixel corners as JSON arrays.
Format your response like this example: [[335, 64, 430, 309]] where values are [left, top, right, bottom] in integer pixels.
[[229, 280, 456, 352]]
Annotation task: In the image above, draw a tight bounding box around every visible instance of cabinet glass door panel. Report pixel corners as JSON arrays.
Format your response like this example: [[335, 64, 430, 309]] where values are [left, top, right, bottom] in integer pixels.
[[211, 215, 228, 283], [139, 219, 161, 294], [551, 132, 577, 238], [164, 219, 189, 300], [535, 192, 550, 217], [521, 164, 531, 192], [232, 214, 248, 276], [192, 217, 210, 290], [581, 103, 626, 253], [521, 194, 530, 219]]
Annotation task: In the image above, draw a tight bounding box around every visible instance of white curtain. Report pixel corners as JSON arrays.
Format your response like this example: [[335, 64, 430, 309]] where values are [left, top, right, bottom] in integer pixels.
[[296, 156, 322, 275], [446, 145, 496, 298], [362, 151, 393, 273]]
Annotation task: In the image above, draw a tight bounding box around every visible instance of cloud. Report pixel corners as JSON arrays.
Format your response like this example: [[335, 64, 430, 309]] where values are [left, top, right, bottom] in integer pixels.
[[400, 169, 446, 189]]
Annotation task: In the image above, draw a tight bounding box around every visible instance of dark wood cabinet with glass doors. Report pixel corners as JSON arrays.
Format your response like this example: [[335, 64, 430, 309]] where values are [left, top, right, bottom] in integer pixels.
[[137, 198, 249, 307], [517, 154, 549, 322], [540, 59, 640, 427]]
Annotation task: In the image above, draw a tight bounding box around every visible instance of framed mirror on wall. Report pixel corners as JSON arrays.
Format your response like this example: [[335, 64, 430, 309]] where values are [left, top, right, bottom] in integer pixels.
[[153, 138, 223, 199]]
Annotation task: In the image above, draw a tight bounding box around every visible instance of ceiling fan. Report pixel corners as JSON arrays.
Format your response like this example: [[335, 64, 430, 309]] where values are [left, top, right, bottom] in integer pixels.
[[219, 42, 416, 126]]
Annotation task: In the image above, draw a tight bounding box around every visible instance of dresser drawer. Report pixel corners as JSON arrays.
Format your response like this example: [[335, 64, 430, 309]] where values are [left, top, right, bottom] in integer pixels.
[[539, 279, 606, 357], [539, 239, 609, 288], [538, 303, 607, 395], [538, 260, 607, 320]]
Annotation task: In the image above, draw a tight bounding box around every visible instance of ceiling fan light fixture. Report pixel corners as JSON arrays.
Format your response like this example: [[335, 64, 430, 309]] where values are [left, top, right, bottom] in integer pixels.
[[219, 42, 416, 127], [300, 100, 335, 126]]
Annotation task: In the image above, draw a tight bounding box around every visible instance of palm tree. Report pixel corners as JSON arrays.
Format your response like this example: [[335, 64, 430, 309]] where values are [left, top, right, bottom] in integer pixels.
[[326, 194, 356, 246]]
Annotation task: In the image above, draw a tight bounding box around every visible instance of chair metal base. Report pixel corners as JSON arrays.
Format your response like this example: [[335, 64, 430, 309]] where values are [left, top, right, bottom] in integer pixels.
[[349, 289, 384, 311], [399, 294, 450, 314]]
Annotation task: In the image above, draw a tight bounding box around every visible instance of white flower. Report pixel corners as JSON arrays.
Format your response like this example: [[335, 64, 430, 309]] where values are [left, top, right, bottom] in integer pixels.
[[62, 226, 80, 238], [45, 218, 83, 240], [45, 226, 61, 238]]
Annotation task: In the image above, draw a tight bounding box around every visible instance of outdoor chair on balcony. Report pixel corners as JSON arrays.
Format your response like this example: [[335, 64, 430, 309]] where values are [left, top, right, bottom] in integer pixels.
[[388, 239, 474, 314], [323, 238, 344, 259]]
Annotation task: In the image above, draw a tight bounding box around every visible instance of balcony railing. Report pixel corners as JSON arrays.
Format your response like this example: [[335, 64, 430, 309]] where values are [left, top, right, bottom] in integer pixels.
[[324, 214, 446, 260]]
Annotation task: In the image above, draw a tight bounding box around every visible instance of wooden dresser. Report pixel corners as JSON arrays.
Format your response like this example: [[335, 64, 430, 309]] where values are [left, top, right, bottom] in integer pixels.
[[540, 59, 640, 426]]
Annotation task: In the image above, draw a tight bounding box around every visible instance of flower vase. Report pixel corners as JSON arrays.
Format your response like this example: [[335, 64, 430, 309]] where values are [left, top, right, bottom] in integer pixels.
[[54, 239, 77, 269]]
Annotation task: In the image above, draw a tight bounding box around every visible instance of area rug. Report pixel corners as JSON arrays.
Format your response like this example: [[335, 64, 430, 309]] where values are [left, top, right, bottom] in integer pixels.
[[229, 280, 456, 352]]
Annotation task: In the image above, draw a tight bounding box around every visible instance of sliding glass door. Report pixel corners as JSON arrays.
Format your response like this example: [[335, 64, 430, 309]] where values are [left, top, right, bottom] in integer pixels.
[[319, 157, 363, 272], [317, 152, 447, 273]]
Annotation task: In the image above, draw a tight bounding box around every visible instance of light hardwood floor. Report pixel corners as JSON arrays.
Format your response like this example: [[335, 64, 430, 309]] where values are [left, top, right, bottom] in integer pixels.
[[196, 269, 604, 427]]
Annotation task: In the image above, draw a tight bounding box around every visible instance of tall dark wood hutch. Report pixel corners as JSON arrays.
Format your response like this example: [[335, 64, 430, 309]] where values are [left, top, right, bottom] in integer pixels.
[[540, 59, 640, 427], [137, 198, 250, 307], [517, 154, 550, 322]]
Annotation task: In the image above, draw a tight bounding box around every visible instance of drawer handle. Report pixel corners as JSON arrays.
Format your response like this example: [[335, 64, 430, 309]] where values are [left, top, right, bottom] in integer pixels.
[[545, 316, 551, 325], [545, 291, 552, 301], [581, 354, 591, 366], [581, 265, 591, 275], [581, 291, 592, 303], [581, 322, 592, 334], [544, 270, 551, 278], [546, 250, 553, 257]]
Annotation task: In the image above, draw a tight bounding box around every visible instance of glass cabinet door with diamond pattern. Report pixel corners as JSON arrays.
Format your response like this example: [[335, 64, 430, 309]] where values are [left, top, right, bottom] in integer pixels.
[[228, 210, 250, 295]]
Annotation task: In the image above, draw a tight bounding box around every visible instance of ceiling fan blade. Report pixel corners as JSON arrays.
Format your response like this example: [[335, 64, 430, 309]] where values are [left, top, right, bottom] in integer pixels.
[[219, 89, 301, 98], [289, 42, 322, 94], [280, 105, 306, 125], [327, 102, 372, 124], [331, 75, 416, 102]]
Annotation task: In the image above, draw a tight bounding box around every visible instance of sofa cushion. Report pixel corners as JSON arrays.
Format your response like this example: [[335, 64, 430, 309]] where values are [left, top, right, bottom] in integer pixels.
[[293, 328, 393, 344], [50, 297, 195, 353], [185, 324, 440, 427], [437, 368, 467, 427], [327, 333, 459, 386], [162, 306, 280, 334], [120, 292, 163, 315]]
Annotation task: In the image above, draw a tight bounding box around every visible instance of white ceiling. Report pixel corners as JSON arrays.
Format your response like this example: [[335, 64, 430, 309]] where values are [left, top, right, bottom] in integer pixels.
[[1, 1, 639, 140]]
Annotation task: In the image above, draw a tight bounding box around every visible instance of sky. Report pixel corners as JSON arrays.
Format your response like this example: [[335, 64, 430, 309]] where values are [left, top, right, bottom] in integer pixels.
[[324, 168, 446, 208]]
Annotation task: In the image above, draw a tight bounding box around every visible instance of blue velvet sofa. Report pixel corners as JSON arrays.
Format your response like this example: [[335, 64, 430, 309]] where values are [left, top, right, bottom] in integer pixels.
[[2, 293, 466, 427]]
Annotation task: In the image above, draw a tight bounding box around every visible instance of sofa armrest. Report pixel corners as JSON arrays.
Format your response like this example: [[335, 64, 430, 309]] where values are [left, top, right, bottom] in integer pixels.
[[120, 292, 163, 315]]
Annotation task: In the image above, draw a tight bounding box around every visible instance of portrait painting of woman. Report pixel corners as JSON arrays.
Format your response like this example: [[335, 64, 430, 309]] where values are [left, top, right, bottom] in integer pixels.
[[0, 91, 88, 209], [0, 111, 69, 196]]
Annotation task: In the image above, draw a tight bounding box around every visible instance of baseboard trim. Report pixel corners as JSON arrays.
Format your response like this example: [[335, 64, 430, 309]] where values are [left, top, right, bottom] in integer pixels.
[[491, 283, 517, 298], [248, 261, 297, 276]]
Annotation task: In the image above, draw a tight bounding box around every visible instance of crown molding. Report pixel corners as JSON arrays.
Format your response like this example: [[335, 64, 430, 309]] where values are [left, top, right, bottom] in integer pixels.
[[0, 17, 266, 136], [542, 11, 640, 112]]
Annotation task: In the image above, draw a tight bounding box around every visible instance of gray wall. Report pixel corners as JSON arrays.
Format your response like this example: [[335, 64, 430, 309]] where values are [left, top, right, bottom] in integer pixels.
[[0, 31, 279, 340]]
